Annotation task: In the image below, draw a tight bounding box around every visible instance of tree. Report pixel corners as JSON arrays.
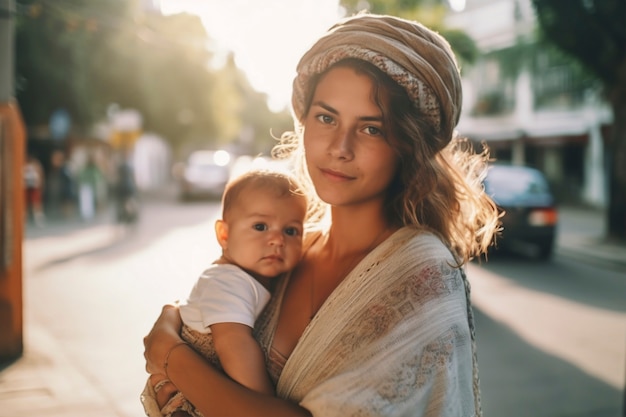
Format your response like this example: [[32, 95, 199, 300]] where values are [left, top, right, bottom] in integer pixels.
[[214, 54, 294, 156], [118, 10, 222, 153], [15, 0, 287, 156], [15, 0, 220, 149], [532, 0, 626, 241], [14, 0, 130, 129], [339, 0, 478, 67]]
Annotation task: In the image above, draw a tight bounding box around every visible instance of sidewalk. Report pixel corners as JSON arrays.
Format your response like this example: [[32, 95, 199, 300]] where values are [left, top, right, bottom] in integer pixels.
[[0, 203, 624, 417], [555, 205, 626, 271]]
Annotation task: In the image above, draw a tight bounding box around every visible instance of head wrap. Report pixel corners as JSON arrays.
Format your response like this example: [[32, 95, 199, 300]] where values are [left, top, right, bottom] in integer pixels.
[[292, 13, 462, 144]]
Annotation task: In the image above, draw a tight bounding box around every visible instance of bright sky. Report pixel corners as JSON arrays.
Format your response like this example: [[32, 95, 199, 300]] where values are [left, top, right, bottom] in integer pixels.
[[159, 0, 344, 112]]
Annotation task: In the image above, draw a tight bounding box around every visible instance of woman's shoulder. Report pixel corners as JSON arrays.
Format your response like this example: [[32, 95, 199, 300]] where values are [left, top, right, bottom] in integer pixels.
[[381, 227, 459, 268], [378, 228, 466, 298], [391, 226, 451, 252]]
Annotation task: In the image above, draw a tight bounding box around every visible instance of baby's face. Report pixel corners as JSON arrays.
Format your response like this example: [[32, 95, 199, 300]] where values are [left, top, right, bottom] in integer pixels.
[[221, 188, 306, 279]]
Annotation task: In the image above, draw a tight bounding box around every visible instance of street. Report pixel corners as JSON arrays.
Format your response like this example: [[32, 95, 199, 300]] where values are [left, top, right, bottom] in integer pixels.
[[470, 256, 625, 416], [21, 193, 626, 417]]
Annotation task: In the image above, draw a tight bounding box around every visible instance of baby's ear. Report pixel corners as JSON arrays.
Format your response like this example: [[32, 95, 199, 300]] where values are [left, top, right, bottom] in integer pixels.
[[214, 219, 229, 249]]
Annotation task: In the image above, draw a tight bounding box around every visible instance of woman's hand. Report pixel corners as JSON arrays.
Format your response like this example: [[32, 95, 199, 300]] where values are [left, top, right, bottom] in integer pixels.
[[148, 373, 180, 409], [143, 304, 184, 376], [143, 305, 310, 417]]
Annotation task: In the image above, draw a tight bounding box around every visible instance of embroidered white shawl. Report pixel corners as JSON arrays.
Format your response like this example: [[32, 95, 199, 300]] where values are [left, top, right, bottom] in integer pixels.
[[255, 227, 481, 417]]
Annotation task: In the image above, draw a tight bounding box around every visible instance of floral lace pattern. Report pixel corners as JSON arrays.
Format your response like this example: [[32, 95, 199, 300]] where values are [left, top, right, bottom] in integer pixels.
[[252, 229, 482, 416], [378, 324, 465, 400], [335, 260, 462, 358]]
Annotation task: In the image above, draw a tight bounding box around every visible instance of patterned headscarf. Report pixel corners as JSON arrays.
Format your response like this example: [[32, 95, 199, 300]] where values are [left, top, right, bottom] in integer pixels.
[[292, 13, 462, 146]]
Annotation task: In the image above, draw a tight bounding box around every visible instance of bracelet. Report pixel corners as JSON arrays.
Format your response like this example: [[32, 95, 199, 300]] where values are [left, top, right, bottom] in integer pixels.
[[163, 341, 188, 378]]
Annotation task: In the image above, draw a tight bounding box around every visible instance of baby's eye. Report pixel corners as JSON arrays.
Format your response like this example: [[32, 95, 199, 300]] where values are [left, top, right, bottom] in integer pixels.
[[253, 223, 268, 231], [316, 114, 335, 125], [284, 227, 300, 237]]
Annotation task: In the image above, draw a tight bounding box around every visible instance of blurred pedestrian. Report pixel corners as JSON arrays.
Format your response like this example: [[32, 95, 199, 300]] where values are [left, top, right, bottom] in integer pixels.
[[23, 154, 46, 226], [45, 150, 76, 220], [78, 154, 105, 221], [114, 157, 139, 224]]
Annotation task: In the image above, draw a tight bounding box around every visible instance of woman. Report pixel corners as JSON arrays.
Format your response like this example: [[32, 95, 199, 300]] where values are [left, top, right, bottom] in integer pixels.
[[144, 13, 500, 417]]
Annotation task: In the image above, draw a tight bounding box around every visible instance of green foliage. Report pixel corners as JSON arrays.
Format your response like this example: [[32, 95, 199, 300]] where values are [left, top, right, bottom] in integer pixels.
[[438, 28, 478, 70], [471, 90, 509, 116], [218, 55, 294, 155], [532, 0, 625, 89], [341, 0, 443, 18], [14, 0, 288, 155], [532, 0, 626, 239], [15, 0, 124, 128], [484, 42, 531, 80], [338, 0, 477, 67]]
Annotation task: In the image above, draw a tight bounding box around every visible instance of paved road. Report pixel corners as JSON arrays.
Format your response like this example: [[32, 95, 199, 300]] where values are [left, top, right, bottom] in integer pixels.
[[2, 195, 624, 417]]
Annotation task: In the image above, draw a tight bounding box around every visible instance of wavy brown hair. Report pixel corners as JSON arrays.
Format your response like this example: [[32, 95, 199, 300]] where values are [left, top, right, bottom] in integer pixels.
[[273, 58, 501, 264]]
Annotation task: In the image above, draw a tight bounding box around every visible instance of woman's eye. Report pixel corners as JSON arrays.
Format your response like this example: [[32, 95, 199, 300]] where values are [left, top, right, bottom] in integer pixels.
[[253, 223, 268, 231], [316, 114, 334, 125], [364, 125, 383, 136], [284, 227, 300, 237]]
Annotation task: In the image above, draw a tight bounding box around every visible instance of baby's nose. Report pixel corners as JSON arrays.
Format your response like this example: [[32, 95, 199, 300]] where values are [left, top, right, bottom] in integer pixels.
[[268, 231, 284, 246]]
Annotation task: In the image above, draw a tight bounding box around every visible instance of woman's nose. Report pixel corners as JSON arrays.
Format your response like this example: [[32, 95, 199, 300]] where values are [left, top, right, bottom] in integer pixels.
[[328, 128, 354, 160]]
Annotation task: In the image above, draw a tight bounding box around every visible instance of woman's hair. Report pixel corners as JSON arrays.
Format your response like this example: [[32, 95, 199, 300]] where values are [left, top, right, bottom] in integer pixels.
[[274, 58, 500, 264], [274, 13, 501, 263]]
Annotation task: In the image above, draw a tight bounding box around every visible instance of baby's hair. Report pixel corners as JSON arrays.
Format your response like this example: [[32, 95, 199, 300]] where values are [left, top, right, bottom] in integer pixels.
[[221, 170, 307, 221]]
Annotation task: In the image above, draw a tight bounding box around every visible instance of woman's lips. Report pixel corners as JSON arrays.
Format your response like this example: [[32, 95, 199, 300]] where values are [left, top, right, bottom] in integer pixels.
[[320, 167, 355, 181]]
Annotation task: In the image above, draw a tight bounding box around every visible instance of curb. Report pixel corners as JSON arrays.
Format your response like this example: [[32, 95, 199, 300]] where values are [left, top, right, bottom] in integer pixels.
[[555, 240, 626, 272]]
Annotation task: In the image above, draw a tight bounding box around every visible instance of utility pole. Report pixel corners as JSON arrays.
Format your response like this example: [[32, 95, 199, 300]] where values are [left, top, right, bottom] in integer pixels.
[[0, 0, 26, 360]]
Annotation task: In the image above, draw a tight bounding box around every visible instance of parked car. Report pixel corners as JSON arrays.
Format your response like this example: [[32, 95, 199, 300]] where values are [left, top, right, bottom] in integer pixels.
[[177, 150, 231, 201], [484, 165, 558, 260], [229, 154, 292, 179]]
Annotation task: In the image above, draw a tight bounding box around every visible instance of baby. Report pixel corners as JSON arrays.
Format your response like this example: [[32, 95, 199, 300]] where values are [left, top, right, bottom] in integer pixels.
[[142, 169, 307, 417]]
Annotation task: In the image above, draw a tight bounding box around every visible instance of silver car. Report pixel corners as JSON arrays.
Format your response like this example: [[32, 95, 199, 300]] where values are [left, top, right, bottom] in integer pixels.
[[178, 150, 231, 201]]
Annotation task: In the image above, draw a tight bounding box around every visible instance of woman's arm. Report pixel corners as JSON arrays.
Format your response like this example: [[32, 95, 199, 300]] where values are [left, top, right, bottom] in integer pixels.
[[144, 305, 311, 417]]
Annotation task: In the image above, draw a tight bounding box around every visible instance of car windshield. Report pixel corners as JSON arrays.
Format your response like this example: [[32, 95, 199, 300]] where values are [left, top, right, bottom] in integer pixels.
[[485, 167, 550, 196]]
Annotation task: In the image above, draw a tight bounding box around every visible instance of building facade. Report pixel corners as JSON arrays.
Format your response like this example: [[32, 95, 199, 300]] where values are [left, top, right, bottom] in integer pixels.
[[445, 0, 612, 207]]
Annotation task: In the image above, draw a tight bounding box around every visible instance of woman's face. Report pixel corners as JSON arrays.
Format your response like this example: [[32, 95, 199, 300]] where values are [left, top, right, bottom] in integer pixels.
[[302, 65, 399, 208]]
